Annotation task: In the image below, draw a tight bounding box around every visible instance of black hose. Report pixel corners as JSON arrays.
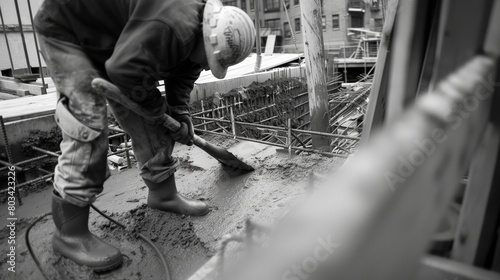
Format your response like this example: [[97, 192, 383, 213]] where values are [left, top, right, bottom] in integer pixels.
[[25, 205, 172, 280], [90, 204, 172, 280], [25, 213, 52, 280]]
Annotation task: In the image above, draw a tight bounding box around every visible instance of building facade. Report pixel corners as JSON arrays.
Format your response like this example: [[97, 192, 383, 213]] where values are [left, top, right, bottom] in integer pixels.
[[222, 0, 387, 53]]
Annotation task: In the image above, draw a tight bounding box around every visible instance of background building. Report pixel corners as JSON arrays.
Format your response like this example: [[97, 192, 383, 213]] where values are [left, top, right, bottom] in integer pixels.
[[222, 0, 388, 54], [0, 0, 389, 76]]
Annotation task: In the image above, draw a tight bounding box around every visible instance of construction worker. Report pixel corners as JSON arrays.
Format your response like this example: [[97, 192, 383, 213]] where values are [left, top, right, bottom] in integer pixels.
[[34, 0, 255, 271]]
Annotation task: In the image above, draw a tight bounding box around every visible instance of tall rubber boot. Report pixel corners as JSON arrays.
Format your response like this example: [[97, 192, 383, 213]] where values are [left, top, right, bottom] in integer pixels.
[[146, 175, 209, 216], [52, 191, 123, 271]]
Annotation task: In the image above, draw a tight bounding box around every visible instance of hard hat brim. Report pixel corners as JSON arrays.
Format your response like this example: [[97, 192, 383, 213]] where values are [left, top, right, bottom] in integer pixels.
[[203, 0, 227, 79]]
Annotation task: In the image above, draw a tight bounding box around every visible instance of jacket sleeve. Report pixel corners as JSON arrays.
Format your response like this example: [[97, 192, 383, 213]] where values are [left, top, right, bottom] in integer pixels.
[[105, 21, 197, 116], [164, 61, 203, 113]]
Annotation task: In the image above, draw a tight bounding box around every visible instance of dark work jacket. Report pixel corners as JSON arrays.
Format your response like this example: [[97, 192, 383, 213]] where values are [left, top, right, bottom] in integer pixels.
[[34, 0, 205, 113]]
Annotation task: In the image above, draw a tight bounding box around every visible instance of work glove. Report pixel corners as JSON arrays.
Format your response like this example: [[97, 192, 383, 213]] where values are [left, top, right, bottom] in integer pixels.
[[170, 106, 194, 146]]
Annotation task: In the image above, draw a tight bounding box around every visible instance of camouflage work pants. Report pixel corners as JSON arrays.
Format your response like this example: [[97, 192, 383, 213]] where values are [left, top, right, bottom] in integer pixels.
[[39, 35, 178, 207]]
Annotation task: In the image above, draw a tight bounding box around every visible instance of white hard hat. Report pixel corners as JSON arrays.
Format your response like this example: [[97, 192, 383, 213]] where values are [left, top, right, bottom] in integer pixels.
[[203, 0, 256, 79]]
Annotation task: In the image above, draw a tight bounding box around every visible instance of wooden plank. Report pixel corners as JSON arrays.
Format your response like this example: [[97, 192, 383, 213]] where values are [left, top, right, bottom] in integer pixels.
[[0, 76, 47, 95], [0, 92, 19, 100], [360, 0, 399, 144], [493, 231, 500, 272], [418, 255, 500, 280], [483, 0, 500, 57], [415, 1, 442, 95], [429, 0, 495, 88], [264, 35, 276, 54], [451, 77, 500, 266], [385, 0, 433, 123], [450, 0, 500, 267], [0, 93, 57, 123]]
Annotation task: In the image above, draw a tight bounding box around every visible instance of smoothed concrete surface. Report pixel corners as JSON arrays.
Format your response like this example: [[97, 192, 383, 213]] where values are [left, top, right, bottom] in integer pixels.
[[0, 136, 343, 280]]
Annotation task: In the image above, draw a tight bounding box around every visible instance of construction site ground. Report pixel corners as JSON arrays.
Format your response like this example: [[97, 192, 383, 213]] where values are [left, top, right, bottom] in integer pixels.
[[0, 135, 344, 280]]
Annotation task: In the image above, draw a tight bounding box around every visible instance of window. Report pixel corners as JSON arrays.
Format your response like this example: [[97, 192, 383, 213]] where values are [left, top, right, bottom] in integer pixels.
[[371, 0, 380, 10], [332, 14, 340, 30], [348, 0, 365, 9], [322, 16, 326, 30], [284, 22, 291, 38], [264, 0, 280, 12], [223, 0, 237, 7], [294, 18, 301, 32], [241, 0, 247, 11], [250, 0, 254, 10], [294, 0, 299, 5], [265, 18, 280, 31], [351, 14, 364, 28], [375, 18, 383, 28]]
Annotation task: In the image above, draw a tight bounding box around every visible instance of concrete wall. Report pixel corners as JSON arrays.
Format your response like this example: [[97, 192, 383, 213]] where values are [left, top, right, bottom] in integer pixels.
[[190, 65, 305, 101], [0, 115, 57, 163]]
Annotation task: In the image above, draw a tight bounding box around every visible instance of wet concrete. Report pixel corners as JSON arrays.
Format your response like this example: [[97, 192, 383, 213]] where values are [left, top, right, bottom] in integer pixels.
[[0, 135, 344, 280]]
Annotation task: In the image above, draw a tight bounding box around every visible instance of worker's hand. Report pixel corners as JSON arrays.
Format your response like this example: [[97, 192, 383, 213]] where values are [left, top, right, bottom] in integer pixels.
[[171, 107, 194, 146], [171, 121, 193, 145]]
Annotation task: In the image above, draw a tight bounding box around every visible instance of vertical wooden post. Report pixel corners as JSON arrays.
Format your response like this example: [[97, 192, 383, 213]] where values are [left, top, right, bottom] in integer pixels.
[[361, 0, 399, 145], [13, 0, 32, 74], [201, 100, 207, 131], [301, 0, 329, 149], [287, 118, 292, 156], [230, 107, 236, 139], [124, 135, 131, 168], [254, 0, 262, 72], [451, 0, 500, 266], [385, 0, 436, 124], [27, 0, 47, 93]]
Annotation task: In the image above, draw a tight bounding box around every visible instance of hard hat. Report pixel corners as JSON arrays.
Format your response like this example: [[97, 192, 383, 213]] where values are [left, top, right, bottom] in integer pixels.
[[203, 0, 256, 79]]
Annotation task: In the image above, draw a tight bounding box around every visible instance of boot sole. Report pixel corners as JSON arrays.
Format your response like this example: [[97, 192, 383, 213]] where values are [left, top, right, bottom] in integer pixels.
[[148, 203, 210, 216], [197, 208, 210, 216], [93, 257, 123, 272]]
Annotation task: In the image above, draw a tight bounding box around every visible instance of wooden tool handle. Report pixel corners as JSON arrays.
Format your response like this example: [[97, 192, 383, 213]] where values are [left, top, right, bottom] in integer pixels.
[[91, 78, 181, 132], [159, 114, 181, 132]]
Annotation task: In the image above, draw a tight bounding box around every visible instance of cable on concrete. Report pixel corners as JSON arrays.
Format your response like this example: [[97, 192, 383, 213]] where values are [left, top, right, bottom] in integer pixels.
[[25, 205, 172, 280]]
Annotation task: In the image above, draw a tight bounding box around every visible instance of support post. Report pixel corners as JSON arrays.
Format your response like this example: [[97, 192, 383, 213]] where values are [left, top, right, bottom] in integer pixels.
[[254, 0, 262, 73], [27, 0, 47, 93], [201, 100, 207, 131], [287, 118, 292, 156], [301, 0, 329, 150], [361, 0, 399, 145], [230, 107, 236, 139], [13, 0, 32, 74], [124, 135, 132, 169]]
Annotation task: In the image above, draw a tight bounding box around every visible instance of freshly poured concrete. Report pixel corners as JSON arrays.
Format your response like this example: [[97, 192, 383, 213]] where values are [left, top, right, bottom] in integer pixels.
[[0, 136, 343, 280]]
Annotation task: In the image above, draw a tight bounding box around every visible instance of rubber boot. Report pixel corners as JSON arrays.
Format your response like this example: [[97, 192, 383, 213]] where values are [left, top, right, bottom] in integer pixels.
[[145, 175, 209, 216], [52, 191, 123, 271]]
